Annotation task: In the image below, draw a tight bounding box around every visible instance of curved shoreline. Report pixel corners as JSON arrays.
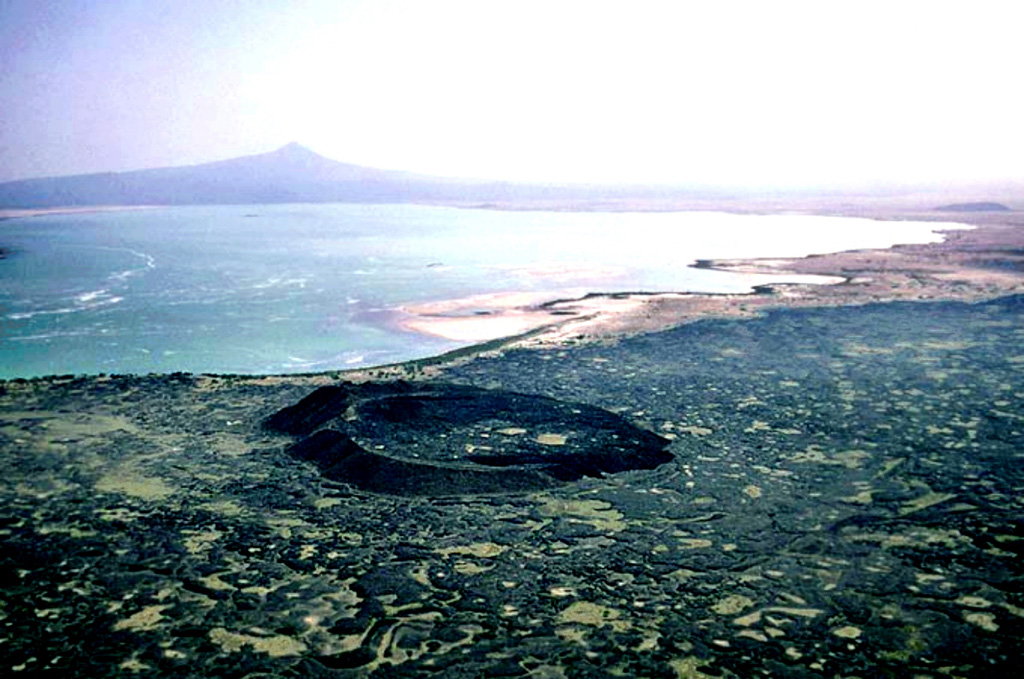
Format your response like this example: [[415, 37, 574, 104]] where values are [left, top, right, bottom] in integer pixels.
[[3, 202, 1021, 384], [389, 213, 975, 348], [345, 205, 1022, 382], [387, 216, 1001, 347], [3, 207, 1022, 676], [515, 216, 1019, 340]]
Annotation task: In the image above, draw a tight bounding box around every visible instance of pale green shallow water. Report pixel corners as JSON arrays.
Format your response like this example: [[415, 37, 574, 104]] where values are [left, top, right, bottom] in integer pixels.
[[0, 204, 964, 378]]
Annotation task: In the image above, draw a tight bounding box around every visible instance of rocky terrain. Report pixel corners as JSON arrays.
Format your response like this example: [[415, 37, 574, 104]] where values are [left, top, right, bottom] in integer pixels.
[[3, 292, 1023, 677], [2, 200, 1024, 677]]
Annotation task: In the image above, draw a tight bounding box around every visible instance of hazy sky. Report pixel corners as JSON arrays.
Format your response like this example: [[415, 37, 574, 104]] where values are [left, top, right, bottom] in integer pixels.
[[0, 0, 1020, 187]]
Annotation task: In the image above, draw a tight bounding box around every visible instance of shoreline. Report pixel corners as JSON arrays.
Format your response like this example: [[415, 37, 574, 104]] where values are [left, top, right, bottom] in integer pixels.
[[4, 212, 1022, 676], [386, 213, 1009, 352], [350, 204, 1023, 381], [510, 217, 1019, 344], [3, 197, 1022, 676], [0, 205, 162, 221], [3, 201, 1022, 384]]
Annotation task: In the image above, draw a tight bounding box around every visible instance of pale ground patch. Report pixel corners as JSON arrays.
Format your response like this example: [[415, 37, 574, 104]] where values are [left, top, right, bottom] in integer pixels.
[[397, 290, 653, 342], [208, 628, 308, 657], [95, 466, 175, 501]]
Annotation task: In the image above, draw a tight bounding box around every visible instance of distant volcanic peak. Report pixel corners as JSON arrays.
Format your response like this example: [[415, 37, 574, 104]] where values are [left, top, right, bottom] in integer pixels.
[[232, 141, 336, 172], [239, 141, 399, 184], [263, 382, 675, 497], [268, 141, 323, 162], [0, 140, 431, 208]]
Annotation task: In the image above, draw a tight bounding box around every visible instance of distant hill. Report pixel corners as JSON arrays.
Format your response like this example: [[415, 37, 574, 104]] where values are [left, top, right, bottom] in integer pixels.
[[935, 201, 1011, 212], [0, 143, 713, 209], [16, 143, 1012, 211], [0, 143, 475, 207]]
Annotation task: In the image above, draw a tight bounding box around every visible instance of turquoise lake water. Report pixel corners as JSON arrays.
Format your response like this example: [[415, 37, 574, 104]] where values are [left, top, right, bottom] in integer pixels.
[[0, 204, 965, 378]]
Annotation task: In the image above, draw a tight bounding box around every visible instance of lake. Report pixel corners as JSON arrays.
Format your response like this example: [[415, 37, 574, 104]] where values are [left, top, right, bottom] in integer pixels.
[[0, 204, 964, 378]]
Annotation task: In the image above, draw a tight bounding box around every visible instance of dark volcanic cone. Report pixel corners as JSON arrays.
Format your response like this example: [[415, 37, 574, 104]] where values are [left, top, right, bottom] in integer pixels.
[[264, 382, 674, 496]]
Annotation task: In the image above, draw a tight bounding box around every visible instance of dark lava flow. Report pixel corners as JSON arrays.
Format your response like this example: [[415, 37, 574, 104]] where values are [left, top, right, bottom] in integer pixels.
[[2, 296, 1023, 678], [264, 382, 674, 495]]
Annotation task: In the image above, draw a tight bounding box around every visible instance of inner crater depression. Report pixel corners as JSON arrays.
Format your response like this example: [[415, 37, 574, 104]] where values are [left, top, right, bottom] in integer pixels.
[[263, 382, 674, 496]]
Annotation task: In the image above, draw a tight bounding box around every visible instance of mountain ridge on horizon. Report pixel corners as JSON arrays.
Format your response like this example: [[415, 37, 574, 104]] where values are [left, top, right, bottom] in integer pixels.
[[0, 143, 1019, 210], [0, 142, 503, 208], [3, 142, 712, 209]]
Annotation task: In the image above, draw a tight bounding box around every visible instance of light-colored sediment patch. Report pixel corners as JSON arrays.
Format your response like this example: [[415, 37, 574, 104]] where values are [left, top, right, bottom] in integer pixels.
[[397, 290, 653, 342], [711, 595, 755, 616], [401, 313, 558, 342], [95, 467, 174, 501], [208, 628, 308, 657], [113, 605, 171, 632], [900, 491, 957, 516], [199, 573, 235, 591], [765, 606, 824, 619], [785, 447, 868, 469], [845, 527, 969, 549], [37, 524, 96, 537], [963, 612, 999, 632], [182, 529, 222, 556], [832, 625, 862, 639], [453, 560, 492, 575], [742, 485, 763, 499], [726, 605, 825, 630], [198, 499, 247, 516], [841, 489, 876, 504], [669, 656, 716, 679], [557, 601, 629, 631], [402, 290, 567, 316], [119, 657, 152, 672], [436, 542, 507, 558], [539, 498, 626, 532], [733, 611, 763, 627], [27, 413, 138, 438], [876, 458, 905, 478], [397, 291, 574, 341]]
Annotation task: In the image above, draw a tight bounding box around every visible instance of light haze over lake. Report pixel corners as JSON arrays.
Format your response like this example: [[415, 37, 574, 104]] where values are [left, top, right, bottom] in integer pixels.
[[0, 205, 965, 378]]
